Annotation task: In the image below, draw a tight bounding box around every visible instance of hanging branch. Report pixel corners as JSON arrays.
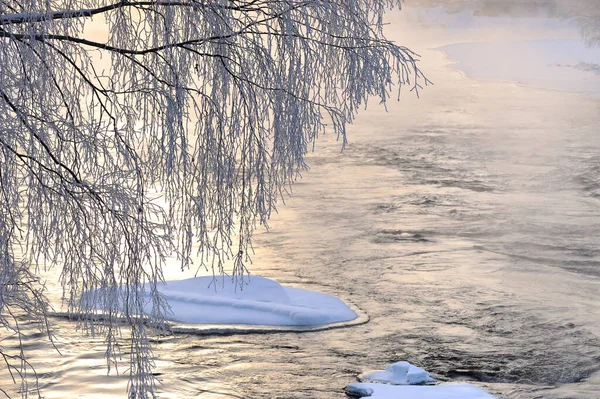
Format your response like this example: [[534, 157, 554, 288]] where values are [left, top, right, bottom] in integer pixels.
[[0, 0, 429, 397]]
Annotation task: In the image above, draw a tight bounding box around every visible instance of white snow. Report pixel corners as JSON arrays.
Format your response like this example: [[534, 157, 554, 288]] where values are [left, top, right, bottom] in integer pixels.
[[348, 362, 496, 399], [85, 276, 358, 327], [346, 382, 496, 399], [439, 39, 600, 95], [361, 361, 435, 385]]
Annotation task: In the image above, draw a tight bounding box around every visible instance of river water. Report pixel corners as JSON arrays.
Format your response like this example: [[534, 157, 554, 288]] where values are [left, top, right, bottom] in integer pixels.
[[3, 2, 600, 399]]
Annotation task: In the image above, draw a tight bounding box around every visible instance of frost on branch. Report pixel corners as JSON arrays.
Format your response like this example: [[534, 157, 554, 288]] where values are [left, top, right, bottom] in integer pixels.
[[0, 0, 427, 397]]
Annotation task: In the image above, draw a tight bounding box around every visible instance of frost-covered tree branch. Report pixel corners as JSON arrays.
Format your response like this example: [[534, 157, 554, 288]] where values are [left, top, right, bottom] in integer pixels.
[[575, 8, 600, 46], [0, 0, 427, 397]]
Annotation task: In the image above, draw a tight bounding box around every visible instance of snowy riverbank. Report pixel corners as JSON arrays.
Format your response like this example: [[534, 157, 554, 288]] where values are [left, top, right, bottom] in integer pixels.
[[439, 39, 600, 95]]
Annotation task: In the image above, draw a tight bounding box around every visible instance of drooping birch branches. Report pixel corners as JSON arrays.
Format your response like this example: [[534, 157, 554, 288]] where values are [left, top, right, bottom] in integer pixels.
[[0, 1, 427, 397]]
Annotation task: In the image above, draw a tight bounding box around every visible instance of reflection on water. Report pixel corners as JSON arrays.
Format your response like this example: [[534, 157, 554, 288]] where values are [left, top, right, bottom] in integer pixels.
[[3, 2, 600, 399]]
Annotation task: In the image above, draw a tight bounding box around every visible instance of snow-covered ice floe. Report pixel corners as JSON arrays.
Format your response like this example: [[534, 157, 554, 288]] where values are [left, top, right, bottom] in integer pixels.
[[346, 383, 496, 399], [360, 361, 435, 385], [83, 276, 359, 329], [348, 361, 496, 399]]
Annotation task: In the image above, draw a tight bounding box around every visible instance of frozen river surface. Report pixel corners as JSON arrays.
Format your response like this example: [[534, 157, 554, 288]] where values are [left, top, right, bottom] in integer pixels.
[[3, 3, 600, 399]]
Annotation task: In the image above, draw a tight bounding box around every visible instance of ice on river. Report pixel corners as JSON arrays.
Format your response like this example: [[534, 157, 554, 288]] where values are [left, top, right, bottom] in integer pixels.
[[361, 361, 435, 385], [348, 362, 495, 399], [84, 276, 358, 327], [439, 39, 600, 94], [346, 383, 496, 399]]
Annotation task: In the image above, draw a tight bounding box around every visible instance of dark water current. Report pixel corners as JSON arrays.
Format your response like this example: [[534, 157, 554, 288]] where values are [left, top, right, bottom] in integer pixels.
[[3, 2, 600, 399]]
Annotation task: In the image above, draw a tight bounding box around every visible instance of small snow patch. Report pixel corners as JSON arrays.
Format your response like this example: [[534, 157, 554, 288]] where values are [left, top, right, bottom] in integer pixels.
[[361, 361, 435, 385], [346, 382, 496, 399], [348, 362, 496, 399]]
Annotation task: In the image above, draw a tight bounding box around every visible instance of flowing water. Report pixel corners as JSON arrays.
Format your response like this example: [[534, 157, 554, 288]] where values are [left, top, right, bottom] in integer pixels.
[[3, 2, 600, 398]]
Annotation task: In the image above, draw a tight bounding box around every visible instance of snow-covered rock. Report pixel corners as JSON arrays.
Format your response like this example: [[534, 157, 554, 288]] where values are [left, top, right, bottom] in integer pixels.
[[84, 276, 358, 327], [346, 382, 497, 399], [361, 361, 435, 385], [349, 362, 497, 399]]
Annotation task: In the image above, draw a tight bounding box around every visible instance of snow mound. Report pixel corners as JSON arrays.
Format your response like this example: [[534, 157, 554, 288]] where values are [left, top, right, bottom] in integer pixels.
[[346, 383, 496, 399], [86, 276, 358, 327], [348, 362, 496, 399], [361, 361, 435, 385], [161, 275, 289, 303], [158, 276, 358, 326]]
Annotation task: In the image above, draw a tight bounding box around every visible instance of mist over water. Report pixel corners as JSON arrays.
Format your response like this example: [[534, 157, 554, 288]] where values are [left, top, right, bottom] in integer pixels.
[[3, 2, 600, 399]]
